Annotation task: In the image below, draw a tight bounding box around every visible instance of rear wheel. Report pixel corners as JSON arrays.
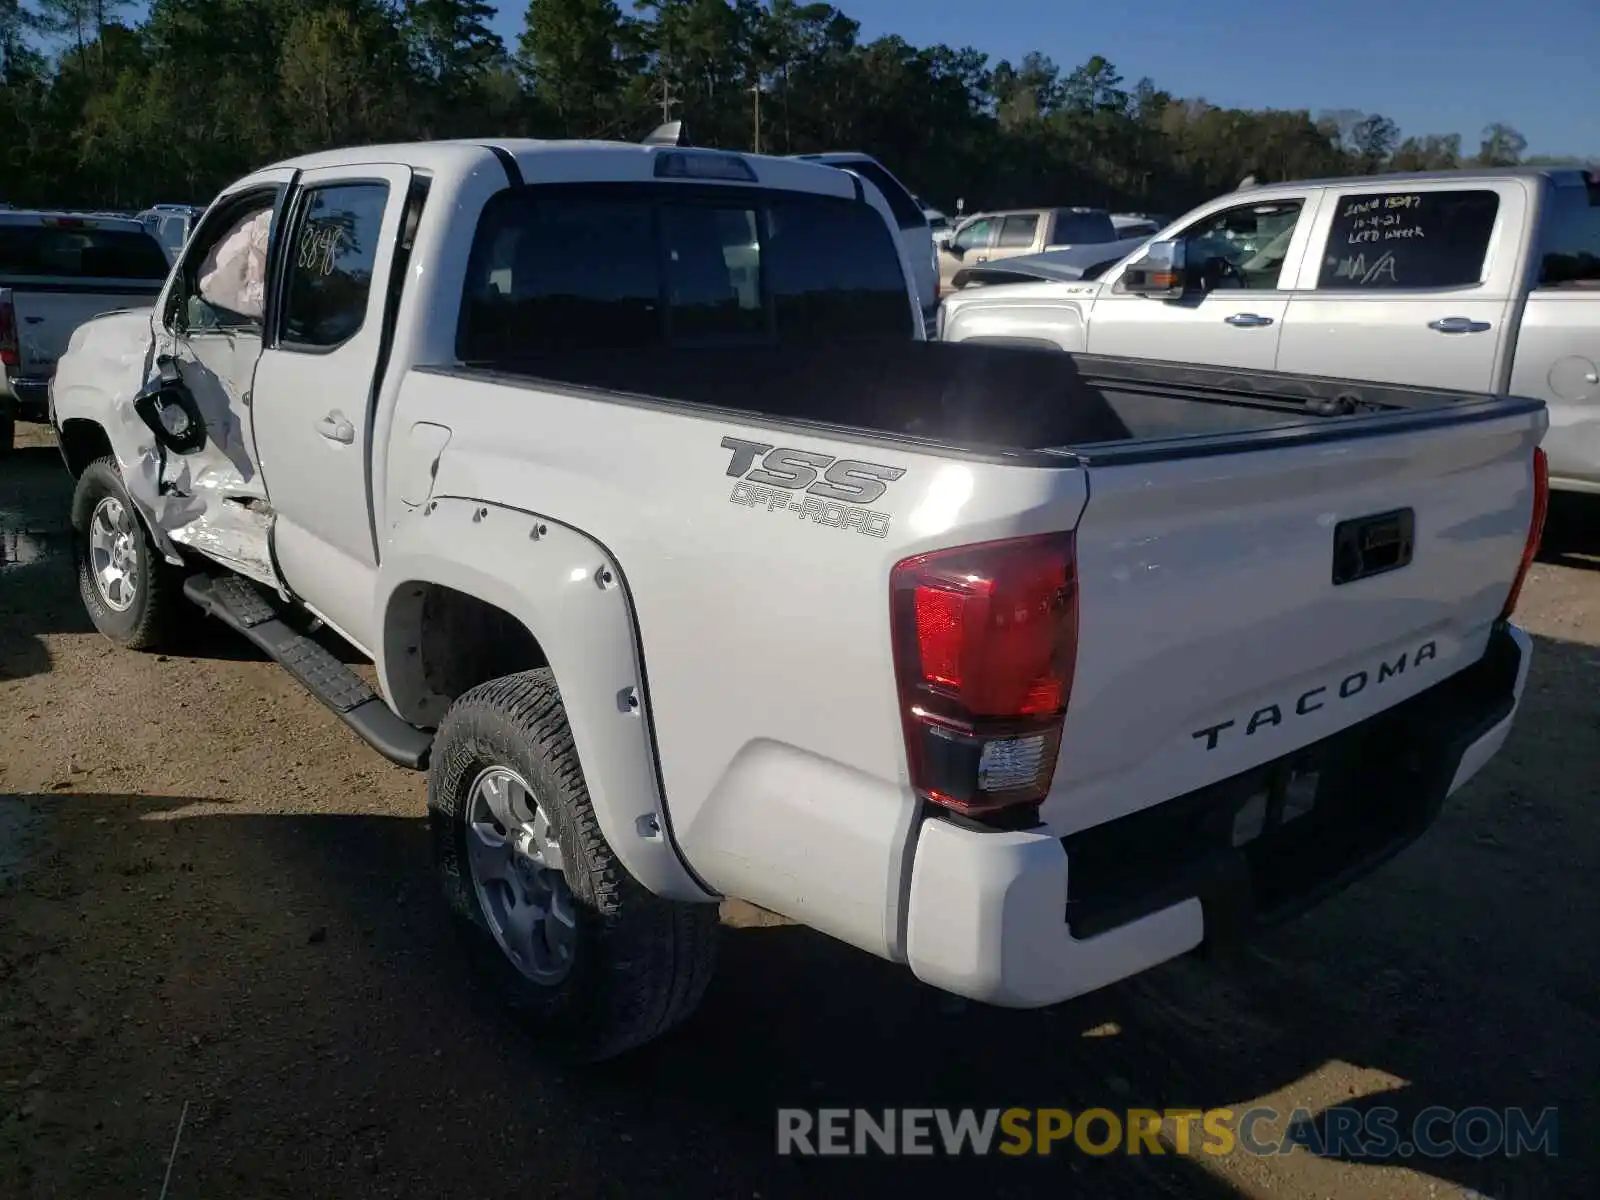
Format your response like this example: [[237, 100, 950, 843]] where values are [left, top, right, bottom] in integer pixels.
[[71, 456, 182, 650], [428, 668, 719, 1062]]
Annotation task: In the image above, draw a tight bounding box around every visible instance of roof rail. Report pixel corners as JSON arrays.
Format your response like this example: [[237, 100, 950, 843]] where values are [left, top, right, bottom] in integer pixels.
[[643, 121, 689, 148]]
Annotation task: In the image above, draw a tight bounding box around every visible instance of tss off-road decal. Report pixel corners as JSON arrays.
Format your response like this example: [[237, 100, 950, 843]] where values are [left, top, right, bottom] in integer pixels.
[[720, 436, 906, 539]]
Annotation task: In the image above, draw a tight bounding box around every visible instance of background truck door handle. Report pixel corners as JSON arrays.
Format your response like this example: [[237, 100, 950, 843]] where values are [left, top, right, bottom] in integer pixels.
[[315, 412, 355, 444], [1224, 313, 1274, 328], [1428, 316, 1492, 334]]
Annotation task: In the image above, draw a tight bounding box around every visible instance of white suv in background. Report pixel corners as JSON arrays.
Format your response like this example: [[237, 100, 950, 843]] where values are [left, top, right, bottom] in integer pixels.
[[790, 152, 940, 331]]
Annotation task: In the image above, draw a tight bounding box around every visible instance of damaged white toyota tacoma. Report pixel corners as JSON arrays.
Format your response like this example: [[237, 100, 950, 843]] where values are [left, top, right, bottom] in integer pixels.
[[49, 137, 1548, 1061]]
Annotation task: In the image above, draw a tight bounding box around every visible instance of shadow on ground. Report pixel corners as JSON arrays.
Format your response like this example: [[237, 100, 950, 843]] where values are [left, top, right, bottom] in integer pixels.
[[1539, 491, 1600, 573], [3, 620, 1594, 1199]]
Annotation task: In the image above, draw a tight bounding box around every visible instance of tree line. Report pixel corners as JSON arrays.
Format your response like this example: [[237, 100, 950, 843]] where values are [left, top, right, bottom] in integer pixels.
[[0, 0, 1589, 215]]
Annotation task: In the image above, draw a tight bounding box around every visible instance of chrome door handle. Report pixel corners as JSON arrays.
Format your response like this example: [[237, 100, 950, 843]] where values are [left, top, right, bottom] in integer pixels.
[[1428, 316, 1491, 334], [315, 412, 355, 444], [1224, 312, 1274, 327]]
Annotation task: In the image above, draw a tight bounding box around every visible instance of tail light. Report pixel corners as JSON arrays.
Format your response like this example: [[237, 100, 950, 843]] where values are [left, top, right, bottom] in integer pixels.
[[1499, 446, 1549, 621], [0, 289, 18, 368], [890, 532, 1079, 821]]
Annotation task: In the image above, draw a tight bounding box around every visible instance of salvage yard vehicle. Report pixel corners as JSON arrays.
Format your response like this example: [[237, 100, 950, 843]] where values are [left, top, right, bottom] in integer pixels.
[[0, 210, 170, 453], [938, 206, 1135, 293], [939, 166, 1600, 493], [50, 137, 1547, 1062]]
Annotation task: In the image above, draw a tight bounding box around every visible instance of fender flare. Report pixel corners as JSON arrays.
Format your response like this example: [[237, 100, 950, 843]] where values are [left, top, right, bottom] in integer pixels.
[[376, 495, 716, 904]]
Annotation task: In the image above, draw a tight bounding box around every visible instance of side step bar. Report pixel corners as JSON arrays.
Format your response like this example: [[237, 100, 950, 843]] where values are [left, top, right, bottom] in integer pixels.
[[183, 573, 433, 770]]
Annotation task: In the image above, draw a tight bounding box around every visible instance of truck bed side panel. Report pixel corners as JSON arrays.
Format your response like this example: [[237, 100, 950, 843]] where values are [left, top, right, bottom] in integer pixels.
[[385, 369, 1091, 955]]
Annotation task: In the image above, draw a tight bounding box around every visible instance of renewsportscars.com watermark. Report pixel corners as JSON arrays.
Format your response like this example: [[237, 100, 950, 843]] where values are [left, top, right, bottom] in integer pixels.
[[777, 1106, 1559, 1159]]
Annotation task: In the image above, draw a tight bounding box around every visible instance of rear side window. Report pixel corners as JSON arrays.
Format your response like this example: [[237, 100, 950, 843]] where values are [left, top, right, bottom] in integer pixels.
[[830, 159, 925, 231], [457, 186, 910, 361], [1536, 182, 1600, 289], [997, 215, 1039, 248], [0, 224, 169, 280], [1316, 190, 1500, 289], [280, 182, 389, 349]]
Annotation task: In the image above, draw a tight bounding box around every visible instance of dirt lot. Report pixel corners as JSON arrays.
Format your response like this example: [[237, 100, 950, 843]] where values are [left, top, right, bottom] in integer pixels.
[[2, 423, 1596, 1199]]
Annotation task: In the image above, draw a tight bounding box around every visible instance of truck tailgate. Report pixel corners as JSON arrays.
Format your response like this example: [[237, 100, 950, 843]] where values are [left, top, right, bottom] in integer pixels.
[[11, 286, 158, 377], [1047, 405, 1545, 836]]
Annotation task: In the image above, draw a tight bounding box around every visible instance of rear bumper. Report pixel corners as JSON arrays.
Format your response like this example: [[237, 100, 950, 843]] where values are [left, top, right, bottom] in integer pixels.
[[903, 622, 1532, 1007]]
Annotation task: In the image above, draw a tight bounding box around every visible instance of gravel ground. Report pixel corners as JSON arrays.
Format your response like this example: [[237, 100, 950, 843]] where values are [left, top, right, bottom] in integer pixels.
[[2, 423, 1596, 1199]]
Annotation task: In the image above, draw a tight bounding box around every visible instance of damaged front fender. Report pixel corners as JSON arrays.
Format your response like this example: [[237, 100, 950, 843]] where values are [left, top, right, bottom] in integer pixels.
[[51, 309, 188, 567]]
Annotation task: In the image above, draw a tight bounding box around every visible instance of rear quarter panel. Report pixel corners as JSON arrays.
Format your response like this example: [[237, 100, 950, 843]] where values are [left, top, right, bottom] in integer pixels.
[[379, 369, 1090, 954]]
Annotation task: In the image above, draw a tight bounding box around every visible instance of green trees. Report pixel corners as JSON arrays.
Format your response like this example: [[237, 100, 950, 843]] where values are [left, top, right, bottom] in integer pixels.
[[0, 0, 1571, 214]]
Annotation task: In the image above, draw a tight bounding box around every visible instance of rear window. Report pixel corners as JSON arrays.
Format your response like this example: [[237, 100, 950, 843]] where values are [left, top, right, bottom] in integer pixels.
[[0, 224, 169, 281], [1050, 210, 1119, 244], [827, 159, 926, 231], [457, 185, 911, 361]]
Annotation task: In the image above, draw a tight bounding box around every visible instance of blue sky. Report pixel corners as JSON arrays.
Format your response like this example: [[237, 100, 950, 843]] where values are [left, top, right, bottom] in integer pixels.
[[488, 0, 1599, 156]]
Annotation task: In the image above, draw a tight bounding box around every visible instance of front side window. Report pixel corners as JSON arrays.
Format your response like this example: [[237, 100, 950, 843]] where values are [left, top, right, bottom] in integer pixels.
[[280, 183, 389, 349], [951, 217, 994, 255], [457, 186, 910, 361], [1180, 199, 1305, 290], [179, 198, 275, 330], [997, 215, 1039, 248], [1316, 189, 1499, 290]]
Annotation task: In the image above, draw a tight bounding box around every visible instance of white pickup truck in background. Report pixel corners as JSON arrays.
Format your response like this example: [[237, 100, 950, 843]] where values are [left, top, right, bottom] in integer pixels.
[[0, 210, 170, 453], [940, 167, 1600, 493], [50, 137, 1546, 1062]]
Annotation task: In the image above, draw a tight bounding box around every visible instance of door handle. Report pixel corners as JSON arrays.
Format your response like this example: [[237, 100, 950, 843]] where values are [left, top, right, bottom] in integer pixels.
[[1428, 316, 1491, 334], [1224, 312, 1274, 328], [315, 412, 355, 444], [974, 254, 988, 262]]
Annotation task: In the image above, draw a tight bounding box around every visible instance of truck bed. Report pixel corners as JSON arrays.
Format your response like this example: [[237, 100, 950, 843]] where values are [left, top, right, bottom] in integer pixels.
[[461, 339, 1518, 460]]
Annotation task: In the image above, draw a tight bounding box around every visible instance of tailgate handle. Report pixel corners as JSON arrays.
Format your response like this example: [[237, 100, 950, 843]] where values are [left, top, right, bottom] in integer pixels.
[[1332, 508, 1415, 586]]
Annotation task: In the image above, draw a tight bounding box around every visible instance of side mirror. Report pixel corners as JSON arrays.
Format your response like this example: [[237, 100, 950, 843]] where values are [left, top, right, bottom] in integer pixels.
[[946, 242, 965, 260], [133, 363, 207, 455], [1117, 238, 1187, 299]]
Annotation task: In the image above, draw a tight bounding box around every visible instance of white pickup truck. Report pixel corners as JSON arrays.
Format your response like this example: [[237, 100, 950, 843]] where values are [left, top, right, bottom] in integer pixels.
[[1, 210, 171, 453], [50, 138, 1546, 1062], [940, 167, 1600, 493]]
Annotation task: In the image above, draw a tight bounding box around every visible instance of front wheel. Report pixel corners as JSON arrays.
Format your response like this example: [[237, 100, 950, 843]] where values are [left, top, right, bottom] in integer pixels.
[[71, 456, 182, 650], [428, 668, 719, 1062]]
